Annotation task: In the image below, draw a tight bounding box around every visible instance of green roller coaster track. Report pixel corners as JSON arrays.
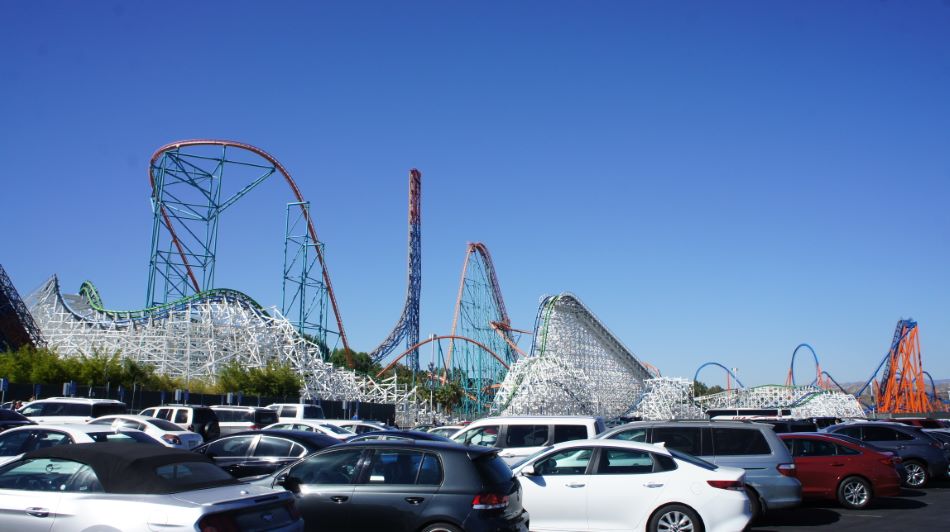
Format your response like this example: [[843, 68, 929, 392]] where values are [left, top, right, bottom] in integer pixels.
[[76, 280, 269, 322]]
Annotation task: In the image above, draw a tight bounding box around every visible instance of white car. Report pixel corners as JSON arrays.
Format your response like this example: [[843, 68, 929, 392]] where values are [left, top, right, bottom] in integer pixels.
[[0, 423, 161, 467], [18, 397, 127, 424], [322, 419, 391, 434], [88, 415, 204, 449], [511, 439, 752, 532], [427, 425, 463, 438], [263, 420, 355, 440]]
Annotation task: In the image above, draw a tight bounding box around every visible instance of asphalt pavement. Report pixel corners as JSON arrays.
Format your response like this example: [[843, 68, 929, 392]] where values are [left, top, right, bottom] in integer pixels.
[[751, 478, 950, 531]]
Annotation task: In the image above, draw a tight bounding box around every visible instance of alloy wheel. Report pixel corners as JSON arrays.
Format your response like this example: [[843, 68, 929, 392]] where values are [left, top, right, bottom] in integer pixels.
[[656, 510, 696, 532], [842, 479, 870, 507], [905, 463, 926, 487]]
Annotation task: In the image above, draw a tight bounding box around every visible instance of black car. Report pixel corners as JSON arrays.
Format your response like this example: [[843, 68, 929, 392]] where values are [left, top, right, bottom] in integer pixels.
[[0, 409, 34, 433], [193, 429, 338, 477], [346, 430, 454, 443], [256, 439, 530, 532], [824, 421, 950, 487]]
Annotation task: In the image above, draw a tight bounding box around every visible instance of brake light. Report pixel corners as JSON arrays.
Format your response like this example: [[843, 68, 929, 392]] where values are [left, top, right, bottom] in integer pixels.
[[472, 492, 509, 510], [777, 463, 796, 477], [197, 512, 239, 532], [162, 434, 182, 446], [707, 480, 745, 491], [249, 424, 259, 430]]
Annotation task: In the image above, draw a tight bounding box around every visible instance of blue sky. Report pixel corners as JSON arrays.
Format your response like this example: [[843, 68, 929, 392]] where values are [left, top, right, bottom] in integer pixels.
[[2, 1, 948, 388]]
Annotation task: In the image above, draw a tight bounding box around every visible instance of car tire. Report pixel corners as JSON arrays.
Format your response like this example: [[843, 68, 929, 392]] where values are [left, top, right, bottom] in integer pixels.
[[419, 523, 463, 532], [649, 504, 704, 532], [902, 460, 929, 488], [837, 476, 872, 509]]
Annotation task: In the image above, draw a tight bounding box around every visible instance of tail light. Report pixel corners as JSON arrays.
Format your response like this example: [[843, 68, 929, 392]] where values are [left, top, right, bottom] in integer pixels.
[[162, 434, 183, 446], [777, 463, 796, 477], [707, 480, 745, 491], [249, 424, 259, 430], [198, 512, 239, 532], [472, 492, 509, 510]]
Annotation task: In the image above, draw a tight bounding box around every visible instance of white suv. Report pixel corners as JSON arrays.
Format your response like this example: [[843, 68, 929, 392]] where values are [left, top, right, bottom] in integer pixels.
[[18, 398, 127, 425], [451, 415, 606, 464]]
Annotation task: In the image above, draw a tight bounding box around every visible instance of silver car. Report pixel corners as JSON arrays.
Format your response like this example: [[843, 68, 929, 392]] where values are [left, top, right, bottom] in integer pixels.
[[0, 442, 303, 531]]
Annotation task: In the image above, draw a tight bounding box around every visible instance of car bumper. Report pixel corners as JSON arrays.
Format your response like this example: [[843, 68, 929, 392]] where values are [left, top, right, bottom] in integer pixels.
[[462, 509, 529, 532], [746, 475, 802, 511], [698, 490, 753, 532]]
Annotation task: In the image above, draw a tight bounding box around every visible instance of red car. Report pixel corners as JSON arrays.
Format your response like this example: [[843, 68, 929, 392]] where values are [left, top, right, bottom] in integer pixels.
[[779, 432, 902, 509]]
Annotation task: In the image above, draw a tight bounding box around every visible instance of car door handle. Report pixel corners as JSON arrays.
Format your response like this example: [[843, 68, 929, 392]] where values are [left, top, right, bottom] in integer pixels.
[[565, 482, 586, 488], [405, 497, 425, 505], [26, 507, 49, 518], [329, 496, 349, 503], [643, 482, 664, 488]]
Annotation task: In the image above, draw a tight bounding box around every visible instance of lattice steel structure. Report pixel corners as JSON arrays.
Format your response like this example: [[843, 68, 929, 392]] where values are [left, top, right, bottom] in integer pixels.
[[0, 263, 45, 351], [492, 293, 656, 417], [369, 169, 422, 369], [627, 378, 703, 420], [694, 385, 865, 419], [26, 277, 422, 423]]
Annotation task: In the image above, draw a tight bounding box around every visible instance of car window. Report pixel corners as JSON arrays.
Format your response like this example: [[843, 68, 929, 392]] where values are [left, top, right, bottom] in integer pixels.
[[712, 428, 770, 456], [835, 426, 862, 439], [417, 454, 442, 485], [19, 403, 48, 416], [862, 427, 900, 441], [282, 406, 298, 417], [254, 437, 296, 457], [0, 431, 33, 455], [459, 425, 500, 447], [835, 444, 860, 456], [206, 435, 256, 457], [140, 408, 157, 417], [0, 458, 90, 491], [291, 449, 363, 484], [258, 411, 279, 425], [505, 425, 549, 448], [64, 464, 104, 492], [668, 449, 717, 471], [147, 418, 186, 431], [535, 447, 592, 475], [790, 438, 837, 457], [552, 425, 588, 444], [366, 450, 427, 484], [652, 427, 702, 455], [321, 424, 352, 435], [302, 406, 323, 419], [475, 453, 514, 484], [91, 403, 126, 417], [174, 410, 188, 424], [155, 462, 233, 489], [192, 409, 216, 424], [595, 448, 656, 475], [609, 427, 647, 442], [25, 431, 72, 451], [87, 431, 157, 444], [213, 409, 235, 422]]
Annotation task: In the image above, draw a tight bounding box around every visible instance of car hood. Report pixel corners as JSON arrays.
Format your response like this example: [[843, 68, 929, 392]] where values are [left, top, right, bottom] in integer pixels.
[[169, 483, 289, 505]]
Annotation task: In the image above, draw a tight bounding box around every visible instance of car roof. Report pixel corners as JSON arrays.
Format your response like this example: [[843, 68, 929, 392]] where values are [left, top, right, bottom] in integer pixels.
[[28, 397, 125, 404], [606, 420, 772, 430], [335, 438, 496, 456], [5, 423, 142, 435], [348, 430, 453, 442], [210, 405, 276, 411], [20, 442, 239, 494], [222, 429, 339, 447]]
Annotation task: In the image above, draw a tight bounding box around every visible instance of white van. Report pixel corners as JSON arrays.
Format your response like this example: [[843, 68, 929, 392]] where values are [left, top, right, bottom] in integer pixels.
[[265, 403, 325, 423], [451, 416, 606, 465]]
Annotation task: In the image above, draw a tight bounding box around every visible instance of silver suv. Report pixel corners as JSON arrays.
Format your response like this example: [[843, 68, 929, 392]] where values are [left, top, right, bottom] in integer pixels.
[[598, 420, 801, 517]]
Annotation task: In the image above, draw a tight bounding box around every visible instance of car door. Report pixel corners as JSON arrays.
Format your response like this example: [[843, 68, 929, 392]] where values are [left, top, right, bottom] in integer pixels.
[[286, 448, 365, 531], [787, 437, 840, 498], [585, 448, 670, 531], [238, 437, 307, 477], [348, 449, 440, 532], [0, 458, 73, 532], [200, 434, 259, 475], [519, 446, 594, 531]]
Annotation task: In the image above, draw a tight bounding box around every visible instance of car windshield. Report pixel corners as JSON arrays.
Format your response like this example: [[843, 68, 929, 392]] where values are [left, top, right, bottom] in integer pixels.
[[146, 418, 187, 431], [668, 449, 718, 471], [154, 461, 234, 491], [88, 431, 160, 444], [320, 424, 352, 435], [512, 445, 554, 469]]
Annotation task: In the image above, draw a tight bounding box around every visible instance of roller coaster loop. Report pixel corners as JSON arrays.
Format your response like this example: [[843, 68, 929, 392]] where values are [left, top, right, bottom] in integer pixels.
[[147, 140, 350, 355], [375, 335, 509, 380], [785, 343, 823, 387], [694, 362, 745, 390]]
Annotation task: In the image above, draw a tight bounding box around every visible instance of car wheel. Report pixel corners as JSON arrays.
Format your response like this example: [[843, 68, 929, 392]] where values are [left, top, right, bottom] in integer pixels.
[[837, 476, 871, 509], [649, 504, 704, 532], [902, 460, 929, 488], [419, 523, 462, 532]]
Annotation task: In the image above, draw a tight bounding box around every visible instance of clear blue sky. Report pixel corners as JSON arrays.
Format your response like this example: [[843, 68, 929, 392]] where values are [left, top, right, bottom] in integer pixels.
[[2, 1, 948, 388]]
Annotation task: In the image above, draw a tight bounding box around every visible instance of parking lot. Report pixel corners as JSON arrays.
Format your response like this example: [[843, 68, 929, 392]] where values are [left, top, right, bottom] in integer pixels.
[[752, 478, 950, 531]]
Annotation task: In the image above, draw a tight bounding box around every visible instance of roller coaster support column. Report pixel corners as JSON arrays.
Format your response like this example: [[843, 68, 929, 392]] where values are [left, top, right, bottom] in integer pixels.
[[283, 201, 331, 357]]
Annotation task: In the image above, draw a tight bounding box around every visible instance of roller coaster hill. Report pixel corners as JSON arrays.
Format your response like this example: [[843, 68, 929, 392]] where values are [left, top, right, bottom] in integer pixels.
[[9, 139, 944, 424]]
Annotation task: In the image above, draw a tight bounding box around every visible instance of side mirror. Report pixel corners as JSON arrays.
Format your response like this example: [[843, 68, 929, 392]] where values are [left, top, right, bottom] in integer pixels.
[[279, 475, 301, 494], [519, 464, 537, 476]]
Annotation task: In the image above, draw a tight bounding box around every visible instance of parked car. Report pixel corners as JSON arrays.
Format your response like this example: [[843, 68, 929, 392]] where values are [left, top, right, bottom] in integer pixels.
[[87, 414, 204, 449], [346, 430, 454, 443], [139, 404, 221, 442], [779, 432, 902, 509], [18, 397, 127, 424], [193, 429, 339, 477], [428, 425, 463, 438], [0, 409, 34, 433], [823, 421, 950, 488], [0, 442, 303, 531], [266, 403, 326, 423], [264, 419, 355, 440], [322, 419, 393, 435], [512, 438, 751, 532], [0, 423, 160, 466], [882, 417, 948, 430], [598, 420, 801, 517], [451, 416, 606, 465], [764, 419, 819, 434], [211, 405, 280, 435], [253, 439, 530, 532]]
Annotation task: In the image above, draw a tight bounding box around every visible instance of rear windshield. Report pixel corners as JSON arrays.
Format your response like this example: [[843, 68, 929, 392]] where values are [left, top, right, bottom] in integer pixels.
[[475, 454, 513, 485], [553, 425, 588, 444], [148, 418, 186, 431], [89, 431, 159, 444], [712, 428, 771, 456], [669, 449, 717, 471], [92, 404, 127, 418], [321, 423, 352, 435], [302, 406, 324, 419], [257, 411, 279, 425], [154, 461, 235, 490]]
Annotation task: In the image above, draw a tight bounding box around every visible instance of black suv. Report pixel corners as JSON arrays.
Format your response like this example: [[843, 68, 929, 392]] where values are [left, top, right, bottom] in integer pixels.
[[210, 406, 280, 436], [139, 404, 221, 442], [255, 439, 530, 532]]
